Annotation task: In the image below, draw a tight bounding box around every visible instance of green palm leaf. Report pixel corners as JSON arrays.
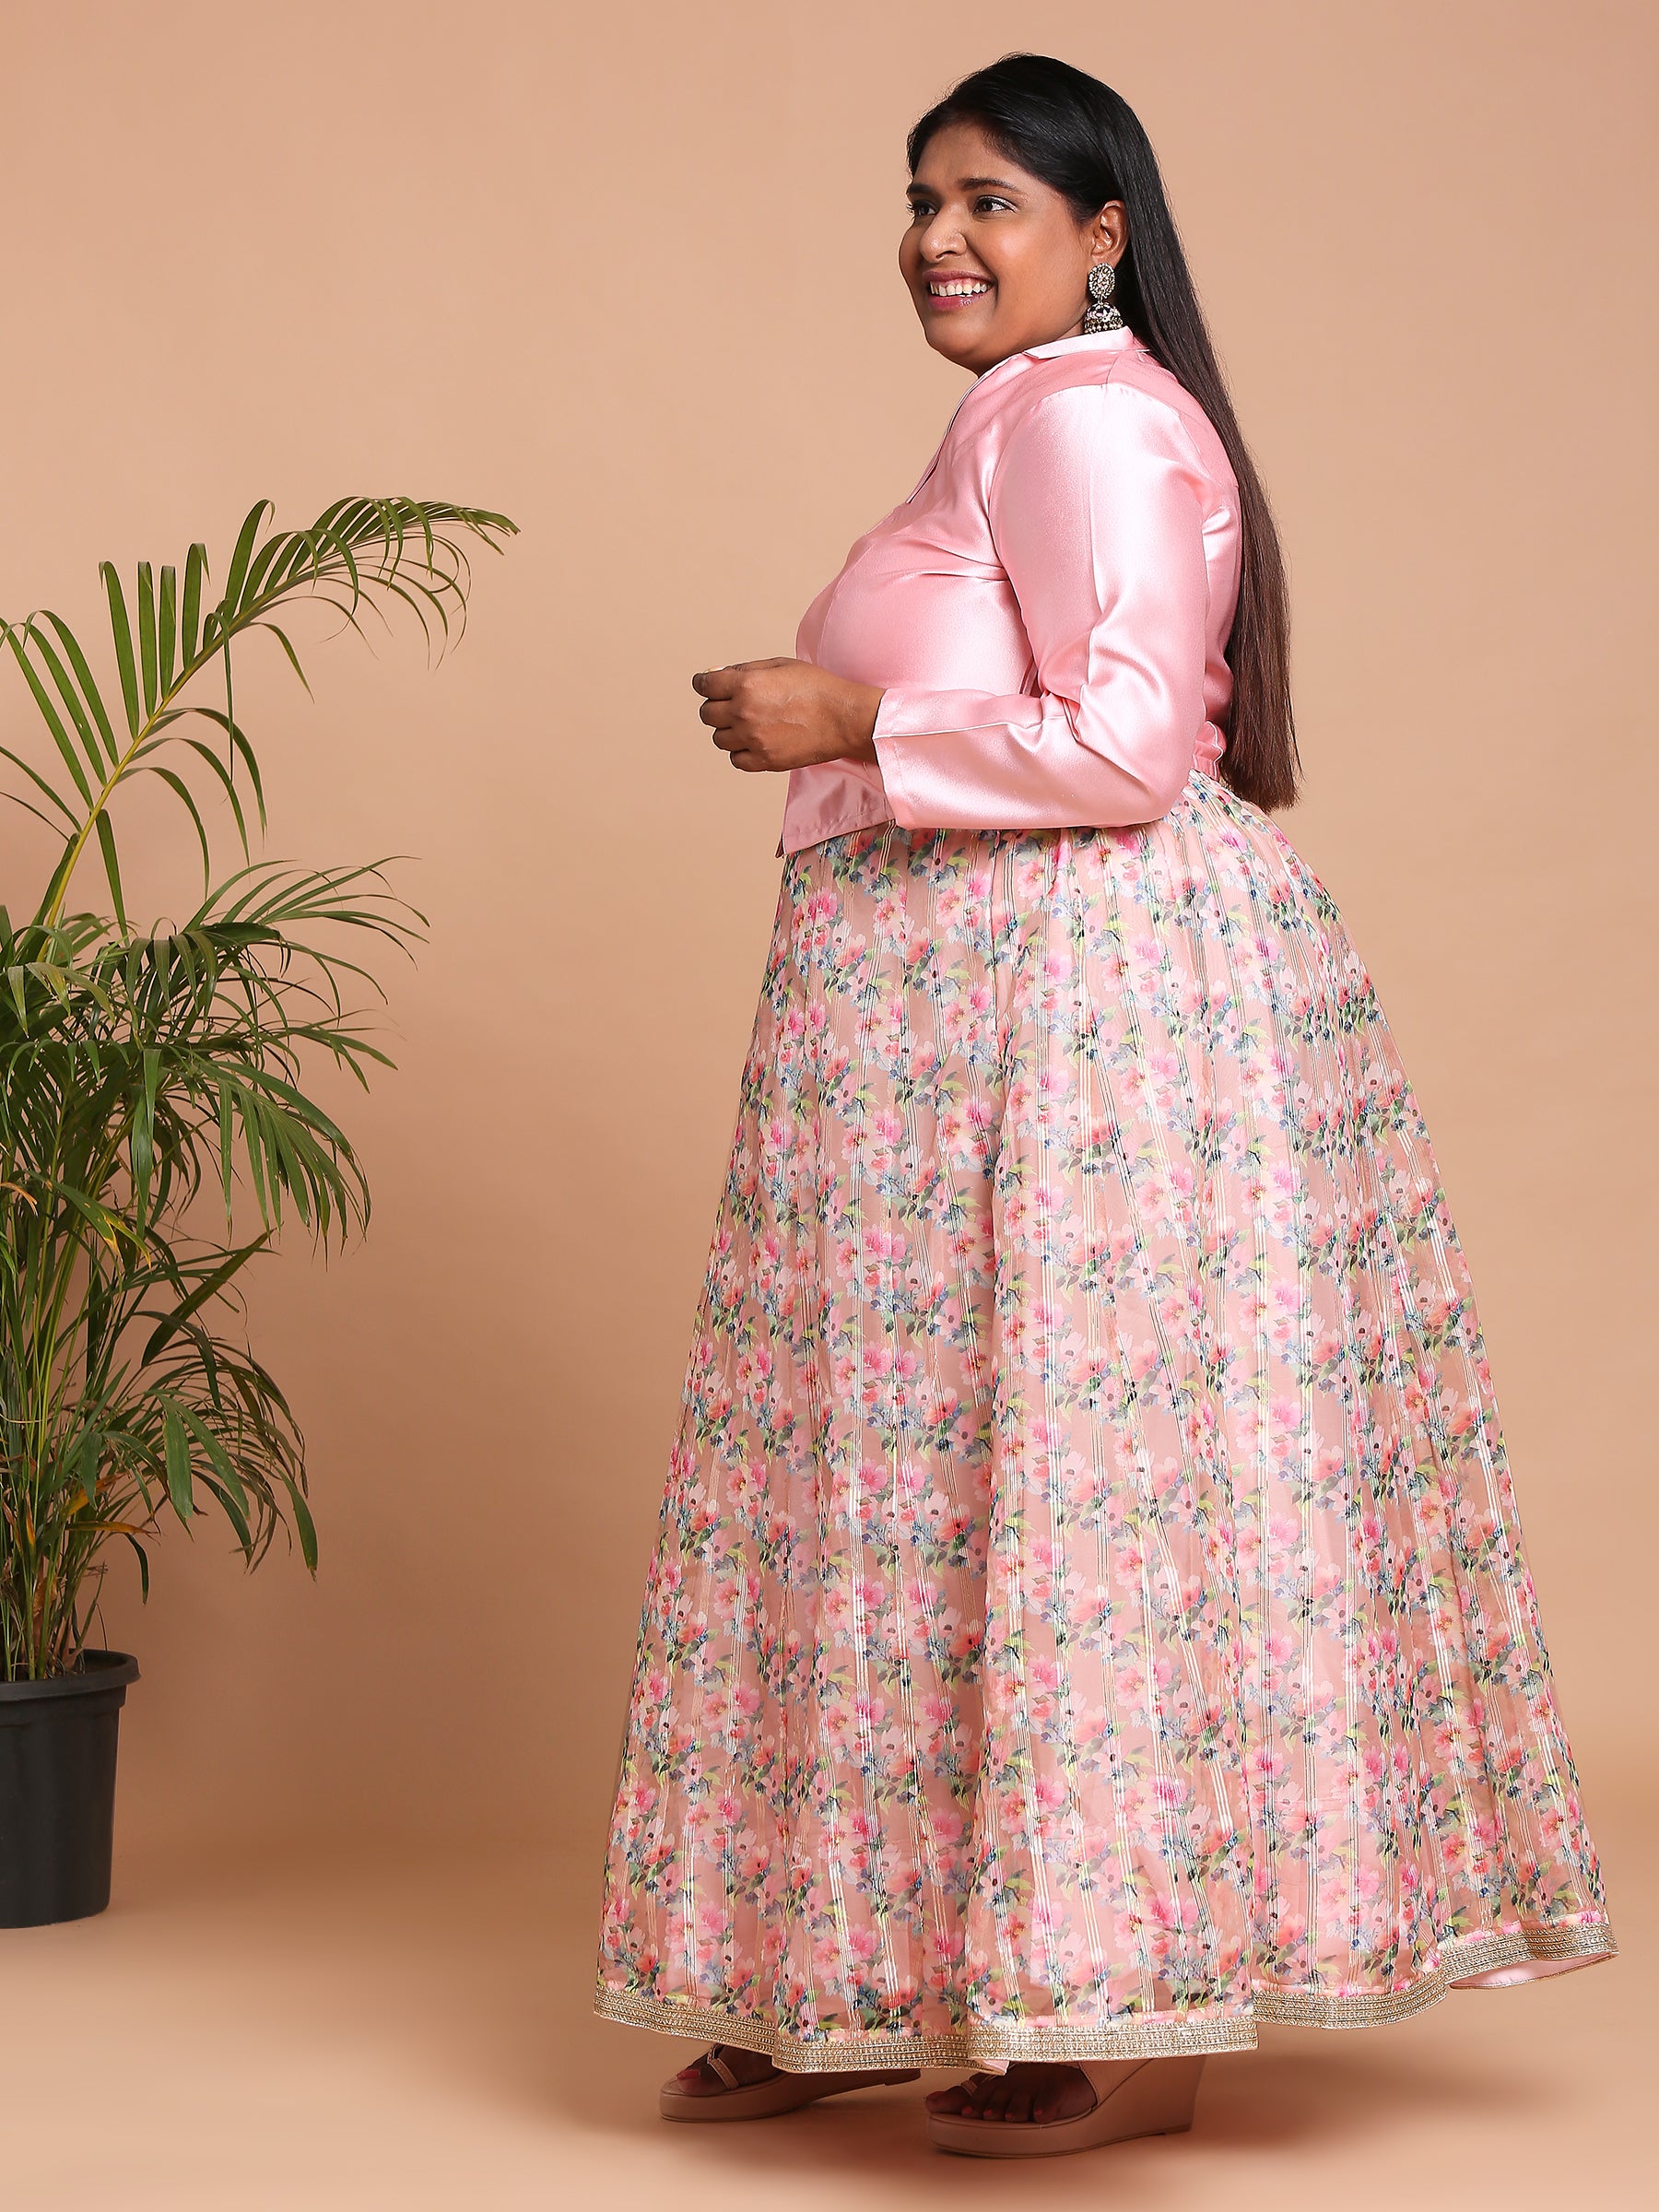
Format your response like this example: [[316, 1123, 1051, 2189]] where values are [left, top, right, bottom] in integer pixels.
[[1, 495, 515, 928], [0, 492, 515, 1677]]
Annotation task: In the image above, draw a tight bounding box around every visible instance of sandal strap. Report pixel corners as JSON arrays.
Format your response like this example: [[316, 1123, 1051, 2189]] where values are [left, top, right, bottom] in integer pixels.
[[704, 2045, 741, 2089], [1077, 2057, 1148, 2111]]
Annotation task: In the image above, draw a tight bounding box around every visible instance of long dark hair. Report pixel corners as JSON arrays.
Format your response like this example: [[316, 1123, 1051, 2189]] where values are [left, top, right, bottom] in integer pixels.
[[909, 54, 1300, 813]]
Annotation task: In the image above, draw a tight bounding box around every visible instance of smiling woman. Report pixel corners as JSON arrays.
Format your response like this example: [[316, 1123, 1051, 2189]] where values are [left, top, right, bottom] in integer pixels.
[[594, 50, 1616, 2165], [900, 133, 1128, 373]]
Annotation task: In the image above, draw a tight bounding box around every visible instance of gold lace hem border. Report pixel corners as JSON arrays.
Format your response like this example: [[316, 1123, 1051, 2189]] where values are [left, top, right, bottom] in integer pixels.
[[593, 1920, 1617, 2070]]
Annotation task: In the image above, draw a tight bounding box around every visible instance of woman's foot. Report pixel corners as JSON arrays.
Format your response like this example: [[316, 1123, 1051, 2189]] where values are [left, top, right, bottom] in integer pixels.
[[668, 2045, 782, 2098], [924, 2055, 1206, 2158], [924, 2060, 1128, 2124], [659, 2042, 922, 2123]]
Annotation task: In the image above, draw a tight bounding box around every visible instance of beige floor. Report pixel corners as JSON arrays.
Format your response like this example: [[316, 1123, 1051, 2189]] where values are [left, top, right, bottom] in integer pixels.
[[2, 1804, 1649, 2212]]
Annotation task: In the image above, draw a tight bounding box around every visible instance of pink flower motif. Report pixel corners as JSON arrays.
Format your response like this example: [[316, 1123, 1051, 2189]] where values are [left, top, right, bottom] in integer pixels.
[[597, 818, 1610, 2053]]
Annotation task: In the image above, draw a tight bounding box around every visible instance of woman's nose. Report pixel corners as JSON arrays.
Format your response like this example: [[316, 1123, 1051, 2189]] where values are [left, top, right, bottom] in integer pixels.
[[919, 214, 966, 259]]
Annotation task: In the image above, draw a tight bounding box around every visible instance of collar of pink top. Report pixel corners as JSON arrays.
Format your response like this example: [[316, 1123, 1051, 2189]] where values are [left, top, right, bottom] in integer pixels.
[[973, 322, 1146, 382], [898, 324, 1147, 500]]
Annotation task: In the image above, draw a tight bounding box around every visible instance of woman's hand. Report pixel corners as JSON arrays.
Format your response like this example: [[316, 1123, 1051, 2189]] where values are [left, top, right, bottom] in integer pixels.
[[693, 659, 883, 772]]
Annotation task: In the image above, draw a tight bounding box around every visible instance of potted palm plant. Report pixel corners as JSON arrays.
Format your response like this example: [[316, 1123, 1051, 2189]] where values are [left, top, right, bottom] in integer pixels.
[[0, 496, 515, 1924]]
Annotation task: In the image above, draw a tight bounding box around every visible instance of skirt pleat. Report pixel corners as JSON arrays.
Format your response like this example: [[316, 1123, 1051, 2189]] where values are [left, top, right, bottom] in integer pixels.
[[594, 771, 1614, 2067]]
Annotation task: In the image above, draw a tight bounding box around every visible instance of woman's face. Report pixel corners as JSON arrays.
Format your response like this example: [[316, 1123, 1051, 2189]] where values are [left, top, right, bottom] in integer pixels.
[[900, 119, 1126, 376]]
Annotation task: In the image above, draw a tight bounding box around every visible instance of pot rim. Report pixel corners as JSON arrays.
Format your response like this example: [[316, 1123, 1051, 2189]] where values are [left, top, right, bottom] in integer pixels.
[[0, 1650, 140, 1703]]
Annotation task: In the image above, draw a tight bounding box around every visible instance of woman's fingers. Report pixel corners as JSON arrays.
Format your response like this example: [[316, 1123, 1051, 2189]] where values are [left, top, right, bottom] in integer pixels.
[[696, 670, 748, 765], [694, 657, 831, 773], [701, 686, 763, 767], [708, 714, 765, 768], [691, 665, 742, 700]]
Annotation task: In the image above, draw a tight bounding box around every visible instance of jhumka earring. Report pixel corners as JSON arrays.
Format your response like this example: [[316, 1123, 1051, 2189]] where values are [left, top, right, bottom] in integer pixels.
[[1082, 260, 1125, 333]]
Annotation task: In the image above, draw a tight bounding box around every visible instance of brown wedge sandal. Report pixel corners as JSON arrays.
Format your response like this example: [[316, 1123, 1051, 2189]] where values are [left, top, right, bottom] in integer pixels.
[[659, 2043, 922, 2123], [926, 2054, 1206, 2159]]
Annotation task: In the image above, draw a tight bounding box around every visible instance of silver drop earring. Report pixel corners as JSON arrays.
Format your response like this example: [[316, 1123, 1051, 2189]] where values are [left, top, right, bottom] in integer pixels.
[[1082, 260, 1125, 334]]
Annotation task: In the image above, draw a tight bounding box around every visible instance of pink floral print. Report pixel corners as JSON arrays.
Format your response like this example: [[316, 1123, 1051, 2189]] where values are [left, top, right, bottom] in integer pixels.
[[595, 771, 1614, 2067]]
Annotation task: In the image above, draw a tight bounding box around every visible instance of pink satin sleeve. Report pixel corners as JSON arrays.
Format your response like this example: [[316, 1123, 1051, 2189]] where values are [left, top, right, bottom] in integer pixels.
[[870, 382, 1216, 830]]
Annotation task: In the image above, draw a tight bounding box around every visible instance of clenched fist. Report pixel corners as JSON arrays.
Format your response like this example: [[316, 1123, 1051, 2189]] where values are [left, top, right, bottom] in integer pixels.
[[692, 658, 885, 773]]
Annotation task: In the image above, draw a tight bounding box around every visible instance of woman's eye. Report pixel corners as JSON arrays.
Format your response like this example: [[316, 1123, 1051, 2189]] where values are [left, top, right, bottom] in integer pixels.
[[907, 196, 1013, 221]]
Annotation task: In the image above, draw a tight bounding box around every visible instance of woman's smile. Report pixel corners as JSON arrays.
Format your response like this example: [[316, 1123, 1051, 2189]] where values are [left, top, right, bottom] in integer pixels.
[[923, 270, 996, 311], [899, 118, 1119, 373]]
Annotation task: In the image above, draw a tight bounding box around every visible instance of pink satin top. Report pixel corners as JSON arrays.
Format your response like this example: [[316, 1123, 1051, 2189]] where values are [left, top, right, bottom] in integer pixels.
[[776, 322, 1243, 857]]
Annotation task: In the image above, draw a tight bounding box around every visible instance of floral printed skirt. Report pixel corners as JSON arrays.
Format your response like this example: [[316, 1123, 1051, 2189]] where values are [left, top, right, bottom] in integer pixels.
[[594, 770, 1614, 2069]]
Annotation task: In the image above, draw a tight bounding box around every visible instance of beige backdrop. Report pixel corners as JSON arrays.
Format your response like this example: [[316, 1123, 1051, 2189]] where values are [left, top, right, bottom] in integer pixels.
[[1, 0, 1652, 1906]]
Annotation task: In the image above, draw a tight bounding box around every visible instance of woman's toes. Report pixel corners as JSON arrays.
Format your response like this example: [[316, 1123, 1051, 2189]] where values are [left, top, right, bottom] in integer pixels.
[[925, 2063, 1096, 2123], [935, 2067, 1070, 2121], [669, 2047, 779, 2096], [948, 2072, 997, 2114], [1030, 2076, 1065, 2122]]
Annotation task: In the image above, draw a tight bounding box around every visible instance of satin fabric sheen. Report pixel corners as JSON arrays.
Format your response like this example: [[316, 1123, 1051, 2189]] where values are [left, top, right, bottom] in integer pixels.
[[776, 324, 1239, 857]]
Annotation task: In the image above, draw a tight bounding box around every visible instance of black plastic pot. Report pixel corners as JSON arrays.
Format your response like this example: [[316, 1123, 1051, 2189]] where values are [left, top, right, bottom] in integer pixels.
[[0, 1650, 139, 1928]]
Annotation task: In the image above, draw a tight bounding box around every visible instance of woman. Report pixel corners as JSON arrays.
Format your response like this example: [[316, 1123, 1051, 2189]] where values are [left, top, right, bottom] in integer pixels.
[[594, 53, 1615, 2160]]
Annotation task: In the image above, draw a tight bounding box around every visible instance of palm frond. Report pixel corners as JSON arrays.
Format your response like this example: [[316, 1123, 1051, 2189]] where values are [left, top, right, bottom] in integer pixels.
[[0, 495, 515, 928], [0, 493, 515, 1677]]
